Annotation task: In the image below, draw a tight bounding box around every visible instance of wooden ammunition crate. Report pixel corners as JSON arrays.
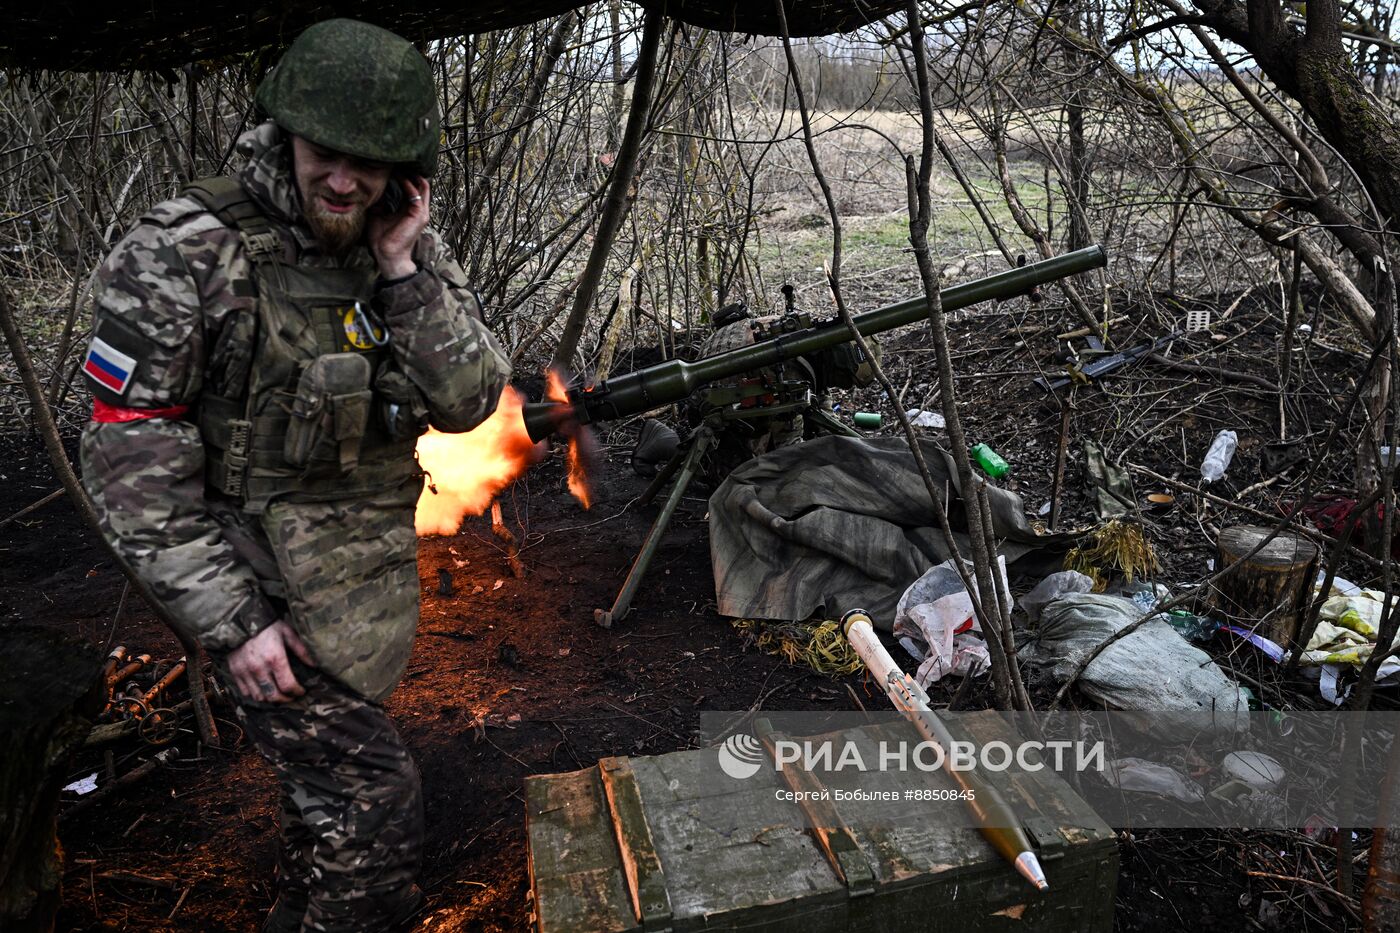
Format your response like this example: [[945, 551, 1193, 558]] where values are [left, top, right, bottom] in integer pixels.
[[525, 717, 1118, 932]]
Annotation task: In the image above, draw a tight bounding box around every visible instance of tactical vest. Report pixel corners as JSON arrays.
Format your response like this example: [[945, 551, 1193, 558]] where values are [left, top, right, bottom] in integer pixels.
[[183, 177, 422, 513]]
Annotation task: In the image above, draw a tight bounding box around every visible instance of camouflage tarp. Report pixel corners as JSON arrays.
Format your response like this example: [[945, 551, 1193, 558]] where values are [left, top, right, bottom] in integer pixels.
[[3, 2, 907, 71], [709, 435, 1072, 630]]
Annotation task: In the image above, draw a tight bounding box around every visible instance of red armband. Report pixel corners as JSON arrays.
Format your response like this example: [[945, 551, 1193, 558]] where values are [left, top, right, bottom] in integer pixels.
[[91, 399, 190, 424]]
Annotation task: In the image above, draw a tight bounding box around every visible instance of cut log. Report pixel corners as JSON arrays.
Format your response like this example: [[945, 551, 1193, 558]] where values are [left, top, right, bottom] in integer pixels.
[[1212, 524, 1320, 647], [0, 626, 102, 932]]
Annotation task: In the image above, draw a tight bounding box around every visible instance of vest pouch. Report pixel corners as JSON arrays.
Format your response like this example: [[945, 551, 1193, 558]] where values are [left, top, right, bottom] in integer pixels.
[[208, 310, 257, 398], [373, 365, 430, 441], [284, 353, 373, 476]]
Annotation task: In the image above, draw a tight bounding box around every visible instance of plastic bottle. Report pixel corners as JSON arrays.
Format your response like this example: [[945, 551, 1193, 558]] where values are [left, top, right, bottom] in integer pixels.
[[1165, 610, 1222, 644], [1199, 430, 1238, 483], [1129, 589, 1158, 614], [970, 443, 1009, 479]]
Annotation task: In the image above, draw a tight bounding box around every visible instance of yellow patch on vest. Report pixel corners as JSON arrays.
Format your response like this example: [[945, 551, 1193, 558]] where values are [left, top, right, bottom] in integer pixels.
[[340, 303, 386, 352]]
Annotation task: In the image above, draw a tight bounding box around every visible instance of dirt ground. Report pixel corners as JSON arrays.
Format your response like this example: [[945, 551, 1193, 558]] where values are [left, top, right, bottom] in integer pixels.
[[3, 291, 1373, 931], [5, 430, 868, 932]]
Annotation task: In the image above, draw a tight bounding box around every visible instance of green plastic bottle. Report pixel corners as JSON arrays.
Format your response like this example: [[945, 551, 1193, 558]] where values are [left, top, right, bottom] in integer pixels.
[[970, 443, 1009, 479]]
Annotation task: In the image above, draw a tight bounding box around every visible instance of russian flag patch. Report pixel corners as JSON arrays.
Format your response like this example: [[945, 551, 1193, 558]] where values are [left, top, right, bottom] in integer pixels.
[[84, 337, 137, 396]]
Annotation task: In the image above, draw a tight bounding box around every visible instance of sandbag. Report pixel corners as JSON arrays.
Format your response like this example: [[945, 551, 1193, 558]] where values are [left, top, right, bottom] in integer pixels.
[[1030, 593, 1249, 721]]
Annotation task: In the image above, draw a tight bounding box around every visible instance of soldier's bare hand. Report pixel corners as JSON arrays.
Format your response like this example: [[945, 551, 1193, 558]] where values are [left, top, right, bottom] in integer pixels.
[[228, 621, 316, 703], [368, 176, 429, 280]]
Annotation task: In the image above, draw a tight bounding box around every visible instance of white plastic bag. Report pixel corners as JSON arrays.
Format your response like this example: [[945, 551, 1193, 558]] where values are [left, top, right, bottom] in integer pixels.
[[893, 557, 1007, 686], [904, 409, 946, 429], [1103, 757, 1205, 803], [1020, 570, 1095, 624]]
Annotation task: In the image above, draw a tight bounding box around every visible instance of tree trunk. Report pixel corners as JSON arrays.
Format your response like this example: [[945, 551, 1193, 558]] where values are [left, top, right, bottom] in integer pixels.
[[1211, 525, 1319, 647], [1364, 728, 1400, 930], [550, 10, 662, 373], [608, 0, 625, 152], [1065, 3, 1091, 256], [0, 626, 103, 932], [1190, 0, 1400, 230]]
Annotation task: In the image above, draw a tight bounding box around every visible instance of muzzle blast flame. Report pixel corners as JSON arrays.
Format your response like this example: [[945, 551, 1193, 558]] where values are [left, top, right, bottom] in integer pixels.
[[414, 375, 596, 536], [546, 366, 596, 510]]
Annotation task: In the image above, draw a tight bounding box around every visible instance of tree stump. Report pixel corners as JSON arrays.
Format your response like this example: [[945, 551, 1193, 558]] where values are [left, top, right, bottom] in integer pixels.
[[1211, 525, 1319, 647], [0, 625, 102, 932]]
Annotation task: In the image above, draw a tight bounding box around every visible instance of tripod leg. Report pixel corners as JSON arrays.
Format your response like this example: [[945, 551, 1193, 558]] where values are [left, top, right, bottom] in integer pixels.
[[596, 428, 714, 628]]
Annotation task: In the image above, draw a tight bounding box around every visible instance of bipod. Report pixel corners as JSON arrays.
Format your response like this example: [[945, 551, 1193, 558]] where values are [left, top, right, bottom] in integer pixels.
[[594, 389, 859, 629]]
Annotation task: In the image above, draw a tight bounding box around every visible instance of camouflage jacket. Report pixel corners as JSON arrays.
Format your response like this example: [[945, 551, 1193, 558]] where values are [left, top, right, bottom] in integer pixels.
[[80, 123, 509, 696]]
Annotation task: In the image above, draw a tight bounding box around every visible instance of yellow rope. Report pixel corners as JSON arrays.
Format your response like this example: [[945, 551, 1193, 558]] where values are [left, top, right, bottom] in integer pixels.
[[731, 618, 865, 676]]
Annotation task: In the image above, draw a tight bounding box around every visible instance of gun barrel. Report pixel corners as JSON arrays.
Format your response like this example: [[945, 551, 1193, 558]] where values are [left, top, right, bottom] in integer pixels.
[[525, 245, 1106, 441], [840, 609, 1049, 892]]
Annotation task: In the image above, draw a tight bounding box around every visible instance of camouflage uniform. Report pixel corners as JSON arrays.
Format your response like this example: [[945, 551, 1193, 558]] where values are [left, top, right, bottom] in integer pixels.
[[240, 661, 425, 932], [79, 122, 509, 931]]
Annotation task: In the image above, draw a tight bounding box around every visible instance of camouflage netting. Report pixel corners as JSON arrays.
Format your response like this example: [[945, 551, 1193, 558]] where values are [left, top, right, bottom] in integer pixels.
[[3, 1, 906, 71]]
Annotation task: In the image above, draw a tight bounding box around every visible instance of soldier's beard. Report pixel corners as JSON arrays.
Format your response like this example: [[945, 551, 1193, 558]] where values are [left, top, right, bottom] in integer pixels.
[[304, 198, 367, 256]]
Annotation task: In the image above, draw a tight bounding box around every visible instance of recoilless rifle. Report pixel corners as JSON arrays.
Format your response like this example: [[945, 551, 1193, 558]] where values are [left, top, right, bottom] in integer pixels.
[[524, 246, 1108, 627]]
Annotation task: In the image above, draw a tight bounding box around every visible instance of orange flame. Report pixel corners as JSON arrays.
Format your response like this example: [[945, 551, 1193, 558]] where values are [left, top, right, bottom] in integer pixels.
[[547, 367, 594, 510], [414, 387, 546, 535]]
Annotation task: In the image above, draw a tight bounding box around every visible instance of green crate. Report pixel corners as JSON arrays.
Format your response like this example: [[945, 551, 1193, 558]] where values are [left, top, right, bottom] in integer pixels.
[[526, 716, 1118, 932]]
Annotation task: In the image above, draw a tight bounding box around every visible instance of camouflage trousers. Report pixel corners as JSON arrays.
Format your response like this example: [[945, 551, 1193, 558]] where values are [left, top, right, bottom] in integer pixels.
[[229, 662, 424, 933]]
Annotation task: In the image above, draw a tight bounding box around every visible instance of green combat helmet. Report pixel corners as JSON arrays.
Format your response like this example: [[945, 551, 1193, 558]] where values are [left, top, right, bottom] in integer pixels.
[[256, 18, 440, 176]]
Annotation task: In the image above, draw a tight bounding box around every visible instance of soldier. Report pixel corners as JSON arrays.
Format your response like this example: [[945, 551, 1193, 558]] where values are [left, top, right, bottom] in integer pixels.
[[78, 19, 509, 932]]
